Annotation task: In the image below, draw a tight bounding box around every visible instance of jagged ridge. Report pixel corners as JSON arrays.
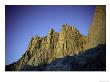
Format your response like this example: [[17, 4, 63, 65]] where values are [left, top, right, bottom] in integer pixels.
[[6, 24, 87, 71], [5, 5, 106, 71]]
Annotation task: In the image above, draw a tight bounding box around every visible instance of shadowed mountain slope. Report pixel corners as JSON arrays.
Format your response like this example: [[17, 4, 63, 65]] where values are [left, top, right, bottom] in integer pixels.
[[20, 44, 106, 71]]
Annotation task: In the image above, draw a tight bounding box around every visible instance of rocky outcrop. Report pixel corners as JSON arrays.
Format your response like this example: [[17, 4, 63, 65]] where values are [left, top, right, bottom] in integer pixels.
[[5, 5, 106, 71], [87, 5, 106, 48], [25, 24, 87, 69], [20, 44, 106, 71], [5, 24, 87, 71], [55, 24, 86, 58]]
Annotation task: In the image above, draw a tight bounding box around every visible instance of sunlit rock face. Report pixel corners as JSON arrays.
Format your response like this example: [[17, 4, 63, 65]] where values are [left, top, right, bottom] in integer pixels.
[[6, 24, 87, 71], [87, 5, 106, 48], [26, 24, 86, 67], [5, 5, 106, 71], [55, 24, 86, 58], [26, 30, 59, 66]]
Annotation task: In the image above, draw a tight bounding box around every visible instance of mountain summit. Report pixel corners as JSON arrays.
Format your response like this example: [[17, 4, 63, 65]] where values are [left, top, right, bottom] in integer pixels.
[[5, 5, 106, 71]]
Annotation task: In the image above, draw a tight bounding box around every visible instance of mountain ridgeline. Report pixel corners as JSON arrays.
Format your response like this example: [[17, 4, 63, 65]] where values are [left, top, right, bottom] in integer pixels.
[[5, 5, 106, 71]]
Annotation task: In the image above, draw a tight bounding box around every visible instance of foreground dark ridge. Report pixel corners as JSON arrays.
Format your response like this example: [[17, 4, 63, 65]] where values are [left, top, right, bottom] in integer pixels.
[[6, 44, 106, 71]]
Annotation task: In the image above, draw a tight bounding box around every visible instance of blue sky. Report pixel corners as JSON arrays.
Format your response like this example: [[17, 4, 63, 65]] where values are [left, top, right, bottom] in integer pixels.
[[5, 5, 96, 65]]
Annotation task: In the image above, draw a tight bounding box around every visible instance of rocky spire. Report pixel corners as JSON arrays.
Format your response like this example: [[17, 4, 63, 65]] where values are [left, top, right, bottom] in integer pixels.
[[87, 5, 106, 48], [55, 24, 84, 58]]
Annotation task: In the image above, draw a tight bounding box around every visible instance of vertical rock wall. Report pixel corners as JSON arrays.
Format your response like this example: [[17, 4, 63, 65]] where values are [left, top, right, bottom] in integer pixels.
[[87, 5, 106, 48]]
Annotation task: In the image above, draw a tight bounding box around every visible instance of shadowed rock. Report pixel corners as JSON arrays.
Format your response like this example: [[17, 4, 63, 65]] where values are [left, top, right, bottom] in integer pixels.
[[19, 44, 106, 71]]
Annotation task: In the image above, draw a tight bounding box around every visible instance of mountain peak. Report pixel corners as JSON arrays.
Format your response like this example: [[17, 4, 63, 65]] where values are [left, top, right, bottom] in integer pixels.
[[48, 28, 56, 35], [61, 24, 76, 32], [5, 6, 106, 71], [49, 28, 55, 32]]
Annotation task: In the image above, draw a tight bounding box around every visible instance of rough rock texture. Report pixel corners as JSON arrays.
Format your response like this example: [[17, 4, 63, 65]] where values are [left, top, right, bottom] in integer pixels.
[[5, 5, 106, 71], [5, 24, 86, 71], [55, 24, 86, 58], [20, 44, 106, 71], [87, 5, 106, 48]]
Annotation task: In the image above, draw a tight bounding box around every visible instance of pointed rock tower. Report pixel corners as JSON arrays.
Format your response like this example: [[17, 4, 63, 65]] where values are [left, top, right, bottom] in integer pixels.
[[88, 5, 106, 48]]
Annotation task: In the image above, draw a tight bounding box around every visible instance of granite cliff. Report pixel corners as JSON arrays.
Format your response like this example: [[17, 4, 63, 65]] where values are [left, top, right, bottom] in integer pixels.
[[5, 5, 106, 71], [87, 5, 106, 48]]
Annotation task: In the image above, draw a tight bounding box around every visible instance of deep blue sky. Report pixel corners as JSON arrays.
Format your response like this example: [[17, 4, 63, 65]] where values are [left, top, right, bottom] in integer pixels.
[[5, 5, 96, 65]]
